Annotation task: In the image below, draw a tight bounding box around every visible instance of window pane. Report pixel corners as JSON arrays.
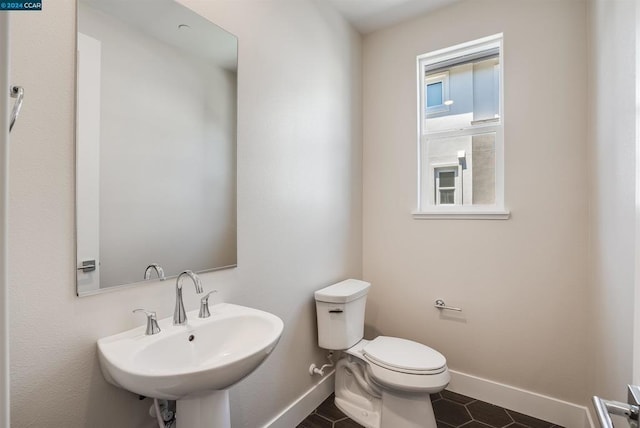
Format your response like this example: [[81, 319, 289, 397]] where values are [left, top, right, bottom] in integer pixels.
[[426, 82, 443, 107], [424, 54, 500, 133], [440, 189, 454, 204], [419, 132, 496, 207], [439, 171, 455, 188]]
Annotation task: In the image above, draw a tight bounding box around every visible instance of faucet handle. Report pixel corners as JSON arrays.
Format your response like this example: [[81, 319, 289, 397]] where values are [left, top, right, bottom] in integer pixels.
[[199, 290, 218, 318], [133, 309, 161, 335]]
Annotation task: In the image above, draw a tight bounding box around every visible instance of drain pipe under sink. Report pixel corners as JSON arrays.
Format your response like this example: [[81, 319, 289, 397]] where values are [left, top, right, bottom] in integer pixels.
[[151, 398, 175, 428], [153, 399, 166, 428]]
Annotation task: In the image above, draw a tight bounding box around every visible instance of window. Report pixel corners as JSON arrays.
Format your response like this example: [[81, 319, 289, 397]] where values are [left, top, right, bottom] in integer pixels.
[[437, 170, 456, 204], [425, 72, 450, 115], [415, 34, 509, 219], [434, 166, 460, 205]]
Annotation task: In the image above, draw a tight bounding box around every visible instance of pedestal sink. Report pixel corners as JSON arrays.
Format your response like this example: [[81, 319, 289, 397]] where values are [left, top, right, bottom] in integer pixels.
[[97, 303, 284, 428]]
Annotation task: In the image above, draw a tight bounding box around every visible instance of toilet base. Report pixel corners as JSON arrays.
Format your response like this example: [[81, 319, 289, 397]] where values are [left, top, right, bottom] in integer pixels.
[[335, 358, 439, 428], [379, 390, 436, 428], [335, 358, 381, 428], [335, 395, 380, 428]]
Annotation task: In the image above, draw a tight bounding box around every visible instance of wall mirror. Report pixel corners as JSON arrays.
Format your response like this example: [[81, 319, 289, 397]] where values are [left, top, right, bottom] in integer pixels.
[[75, 0, 238, 296]]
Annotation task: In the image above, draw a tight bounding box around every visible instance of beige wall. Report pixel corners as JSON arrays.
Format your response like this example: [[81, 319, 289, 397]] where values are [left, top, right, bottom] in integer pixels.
[[588, 0, 637, 406], [8, 0, 361, 427], [8, 0, 637, 425], [362, 0, 590, 405]]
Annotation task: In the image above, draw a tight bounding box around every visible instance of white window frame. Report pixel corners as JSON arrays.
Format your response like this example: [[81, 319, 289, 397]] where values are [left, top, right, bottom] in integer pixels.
[[414, 33, 510, 220]]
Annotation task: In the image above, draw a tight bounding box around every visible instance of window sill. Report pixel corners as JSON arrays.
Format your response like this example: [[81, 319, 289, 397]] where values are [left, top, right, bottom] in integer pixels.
[[412, 208, 510, 220]]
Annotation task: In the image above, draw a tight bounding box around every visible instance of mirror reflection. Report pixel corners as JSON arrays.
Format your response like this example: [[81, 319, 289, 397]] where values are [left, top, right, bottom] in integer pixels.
[[76, 0, 238, 296]]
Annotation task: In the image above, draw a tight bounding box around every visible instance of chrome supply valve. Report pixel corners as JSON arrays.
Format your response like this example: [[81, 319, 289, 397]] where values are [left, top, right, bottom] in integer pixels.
[[199, 290, 218, 318], [133, 309, 161, 335]]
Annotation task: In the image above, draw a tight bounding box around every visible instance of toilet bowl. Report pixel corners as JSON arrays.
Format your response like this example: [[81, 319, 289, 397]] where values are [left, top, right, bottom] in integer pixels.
[[314, 279, 450, 428]]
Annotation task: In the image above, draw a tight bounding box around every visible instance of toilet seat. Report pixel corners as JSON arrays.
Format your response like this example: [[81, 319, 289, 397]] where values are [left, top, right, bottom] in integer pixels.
[[345, 336, 450, 393], [363, 336, 447, 375]]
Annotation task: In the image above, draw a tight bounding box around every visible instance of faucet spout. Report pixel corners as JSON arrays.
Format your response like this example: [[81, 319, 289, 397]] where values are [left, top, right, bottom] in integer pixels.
[[144, 263, 165, 281], [173, 270, 203, 325]]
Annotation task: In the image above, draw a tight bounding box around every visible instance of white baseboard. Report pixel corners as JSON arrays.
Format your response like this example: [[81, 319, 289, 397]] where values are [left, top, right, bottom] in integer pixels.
[[262, 368, 594, 428], [448, 370, 594, 428], [263, 370, 335, 428]]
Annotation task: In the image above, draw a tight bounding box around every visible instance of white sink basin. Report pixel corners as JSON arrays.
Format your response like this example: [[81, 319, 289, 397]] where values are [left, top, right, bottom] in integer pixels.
[[97, 303, 284, 401]]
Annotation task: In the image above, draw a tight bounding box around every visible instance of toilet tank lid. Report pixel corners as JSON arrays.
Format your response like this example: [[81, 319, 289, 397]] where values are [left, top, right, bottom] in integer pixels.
[[314, 279, 371, 303]]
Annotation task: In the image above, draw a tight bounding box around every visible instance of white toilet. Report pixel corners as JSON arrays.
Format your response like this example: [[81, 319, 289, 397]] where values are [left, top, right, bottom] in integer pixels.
[[314, 279, 450, 428]]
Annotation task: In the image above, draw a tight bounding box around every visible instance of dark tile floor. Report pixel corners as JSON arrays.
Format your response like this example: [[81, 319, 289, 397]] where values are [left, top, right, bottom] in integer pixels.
[[297, 390, 564, 428]]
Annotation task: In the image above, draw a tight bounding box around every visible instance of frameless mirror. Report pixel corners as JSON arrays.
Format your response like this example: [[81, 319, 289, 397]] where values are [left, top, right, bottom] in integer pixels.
[[76, 0, 237, 296]]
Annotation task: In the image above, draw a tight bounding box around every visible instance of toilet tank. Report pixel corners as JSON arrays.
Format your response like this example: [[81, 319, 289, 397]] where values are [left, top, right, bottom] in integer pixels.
[[314, 279, 370, 350]]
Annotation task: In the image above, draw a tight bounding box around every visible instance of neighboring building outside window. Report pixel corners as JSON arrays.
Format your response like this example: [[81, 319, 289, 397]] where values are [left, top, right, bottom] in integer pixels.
[[415, 34, 509, 219]]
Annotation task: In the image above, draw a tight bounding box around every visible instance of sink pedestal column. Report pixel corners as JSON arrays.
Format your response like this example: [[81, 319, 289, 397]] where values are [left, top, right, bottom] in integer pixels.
[[177, 390, 230, 428]]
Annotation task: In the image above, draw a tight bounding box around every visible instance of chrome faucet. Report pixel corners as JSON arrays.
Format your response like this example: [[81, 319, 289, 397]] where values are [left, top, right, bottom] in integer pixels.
[[133, 309, 161, 335], [173, 270, 203, 325], [199, 290, 218, 318], [144, 263, 165, 281]]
